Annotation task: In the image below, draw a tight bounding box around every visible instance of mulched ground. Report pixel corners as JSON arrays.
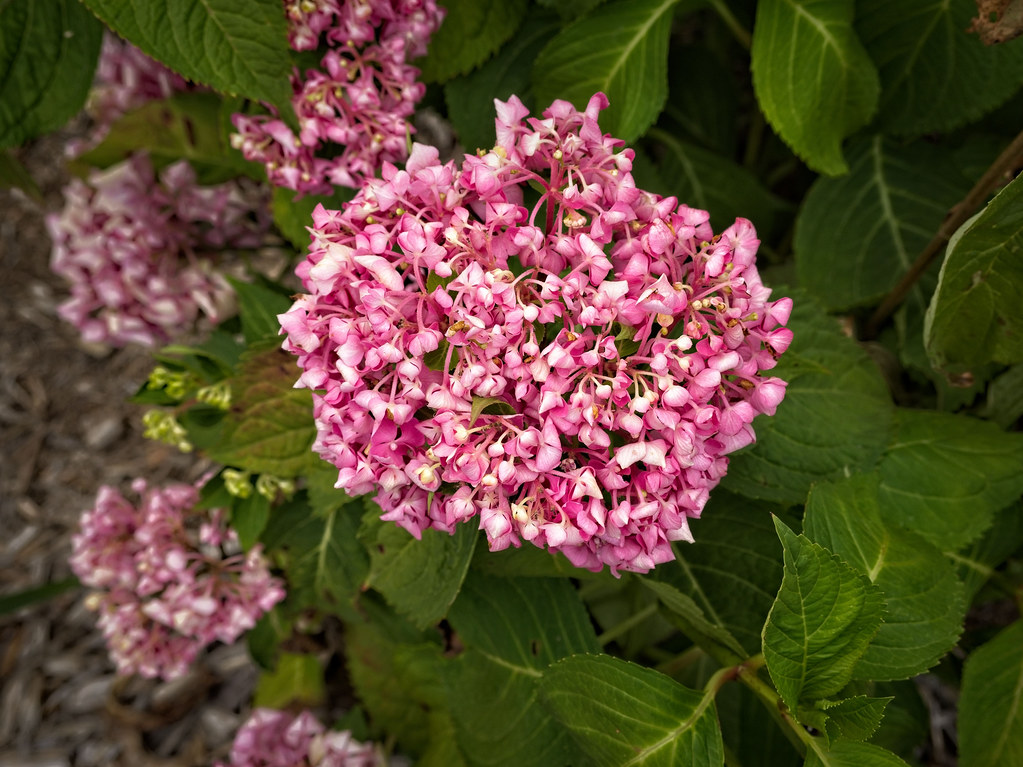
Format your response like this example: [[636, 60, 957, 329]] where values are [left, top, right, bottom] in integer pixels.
[[0, 130, 258, 767]]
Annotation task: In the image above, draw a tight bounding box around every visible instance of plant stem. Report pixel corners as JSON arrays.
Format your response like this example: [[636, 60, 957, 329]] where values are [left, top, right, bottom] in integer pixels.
[[708, 0, 752, 50], [864, 128, 1023, 339]]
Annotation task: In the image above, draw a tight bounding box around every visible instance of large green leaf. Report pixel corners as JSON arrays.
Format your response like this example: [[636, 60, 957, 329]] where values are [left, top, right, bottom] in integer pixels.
[[819, 696, 891, 742], [948, 501, 1023, 600], [651, 492, 789, 654], [985, 364, 1023, 430], [856, 0, 1023, 136], [750, 0, 880, 175], [0, 0, 102, 148], [722, 294, 894, 504], [206, 346, 316, 477], [877, 409, 1023, 551], [795, 137, 966, 311], [444, 575, 599, 767], [272, 186, 354, 251], [360, 516, 477, 630], [81, 0, 294, 124], [228, 277, 293, 346], [804, 474, 965, 680], [643, 580, 747, 659], [540, 654, 724, 767], [958, 620, 1023, 767], [645, 127, 788, 239], [924, 173, 1023, 374], [762, 519, 885, 712], [444, 13, 561, 152], [532, 0, 685, 143], [415, 0, 528, 83], [805, 739, 911, 767]]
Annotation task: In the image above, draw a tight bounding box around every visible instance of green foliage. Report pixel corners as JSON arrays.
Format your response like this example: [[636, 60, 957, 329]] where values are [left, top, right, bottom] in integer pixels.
[[272, 186, 355, 251], [0, 0, 102, 148], [253, 651, 325, 708], [958, 620, 1023, 767], [81, 0, 296, 126], [750, 0, 879, 175], [415, 0, 528, 83], [540, 654, 724, 766], [925, 173, 1023, 374], [763, 519, 885, 712], [532, 0, 686, 143]]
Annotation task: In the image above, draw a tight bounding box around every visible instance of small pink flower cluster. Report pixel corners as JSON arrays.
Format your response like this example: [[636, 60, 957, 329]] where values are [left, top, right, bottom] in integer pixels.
[[216, 709, 380, 767], [70, 479, 285, 679], [47, 153, 270, 346], [231, 0, 444, 194], [279, 93, 793, 574]]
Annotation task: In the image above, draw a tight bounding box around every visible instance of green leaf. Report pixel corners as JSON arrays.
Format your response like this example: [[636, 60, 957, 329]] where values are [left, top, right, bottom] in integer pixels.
[[261, 494, 369, 610], [643, 579, 748, 658], [0, 577, 79, 615], [532, 0, 683, 143], [540, 654, 724, 767], [651, 492, 790, 653], [444, 13, 561, 152], [535, 0, 606, 17], [722, 293, 894, 504], [206, 346, 316, 477], [230, 492, 270, 551], [469, 395, 516, 425], [958, 620, 1023, 767], [246, 607, 292, 670], [985, 364, 1023, 429], [763, 519, 885, 712], [795, 136, 966, 311], [750, 0, 880, 175], [644, 127, 789, 239], [804, 739, 911, 767], [415, 0, 528, 83], [819, 696, 891, 742], [804, 474, 965, 680], [70, 92, 259, 183], [228, 278, 293, 346], [924, 173, 1023, 374], [272, 186, 354, 251], [877, 409, 1023, 551], [948, 501, 1023, 601], [253, 651, 324, 708], [81, 0, 295, 127], [361, 515, 477, 630], [0, 149, 41, 201], [0, 0, 102, 148], [444, 574, 600, 767], [662, 44, 739, 156], [856, 0, 1023, 137]]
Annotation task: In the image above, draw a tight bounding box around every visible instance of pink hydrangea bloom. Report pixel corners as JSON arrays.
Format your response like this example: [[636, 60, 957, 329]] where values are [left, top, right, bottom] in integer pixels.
[[47, 153, 270, 346], [70, 479, 285, 679], [279, 93, 793, 574], [232, 0, 444, 194], [216, 709, 381, 767]]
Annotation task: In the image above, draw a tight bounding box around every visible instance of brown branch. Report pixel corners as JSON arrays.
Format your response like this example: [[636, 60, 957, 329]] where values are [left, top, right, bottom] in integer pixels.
[[863, 128, 1023, 339]]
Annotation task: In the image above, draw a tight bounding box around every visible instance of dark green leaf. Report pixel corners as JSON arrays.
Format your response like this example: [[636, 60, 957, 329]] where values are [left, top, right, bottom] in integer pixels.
[[819, 696, 891, 742], [230, 492, 270, 550], [246, 608, 292, 670], [535, 0, 606, 17], [958, 620, 1023, 767], [533, 0, 685, 143], [0, 577, 79, 615], [877, 409, 1023, 550], [81, 0, 295, 127], [253, 651, 324, 708], [0, 0, 102, 148], [750, 0, 879, 175], [444, 574, 599, 767], [206, 346, 316, 477], [804, 474, 965, 680], [804, 739, 911, 767], [415, 0, 528, 83], [540, 654, 724, 767], [856, 0, 1023, 136], [361, 515, 477, 630], [444, 13, 560, 152], [272, 186, 354, 251], [795, 137, 965, 311], [763, 519, 885, 711], [948, 501, 1023, 600], [662, 44, 739, 156], [469, 395, 516, 425], [643, 579, 748, 659], [985, 364, 1023, 429], [0, 149, 41, 200], [924, 173, 1023, 374], [228, 278, 293, 346], [723, 293, 894, 504]]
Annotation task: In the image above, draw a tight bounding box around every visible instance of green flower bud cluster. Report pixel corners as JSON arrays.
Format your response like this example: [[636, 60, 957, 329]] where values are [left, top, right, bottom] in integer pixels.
[[147, 366, 199, 401], [142, 410, 193, 452], [197, 381, 232, 410], [223, 469, 296, 501]]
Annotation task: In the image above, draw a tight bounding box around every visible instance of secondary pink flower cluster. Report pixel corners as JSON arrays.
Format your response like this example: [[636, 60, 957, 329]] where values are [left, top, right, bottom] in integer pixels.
[[70, 479, 285, 679], [216, 709, 380, 767], [279, 93, 793, 574], [232, 0, 444, 193], [48, 153, 270, 346]]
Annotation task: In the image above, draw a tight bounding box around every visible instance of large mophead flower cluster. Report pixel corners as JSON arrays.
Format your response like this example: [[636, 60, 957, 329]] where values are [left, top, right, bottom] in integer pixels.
[[47, 153, 270, 347], [216, 709, 381, 767], [70, 479, 285, 679], [231, 0, 444, 194], [280, 93, 793, 574]]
